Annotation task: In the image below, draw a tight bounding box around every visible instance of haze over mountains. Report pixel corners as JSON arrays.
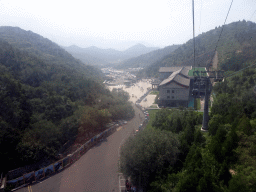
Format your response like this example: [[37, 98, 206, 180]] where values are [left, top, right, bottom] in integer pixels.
[[63, 43, 160, 66], [116, 44, 181, 69]]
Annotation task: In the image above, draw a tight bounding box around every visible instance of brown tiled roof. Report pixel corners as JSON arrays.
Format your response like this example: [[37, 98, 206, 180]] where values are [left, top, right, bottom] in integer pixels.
[[159, 68, 190, 87]]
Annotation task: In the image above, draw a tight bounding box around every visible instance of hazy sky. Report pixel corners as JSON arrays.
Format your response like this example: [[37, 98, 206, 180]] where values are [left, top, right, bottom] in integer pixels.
[[0, 0, 256, 50]]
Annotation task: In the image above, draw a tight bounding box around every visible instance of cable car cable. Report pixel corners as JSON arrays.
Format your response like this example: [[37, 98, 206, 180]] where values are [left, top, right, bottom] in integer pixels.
[[209, 0, 234, 71], [192, 0, 196, 71], [225, 63, 256, 79]]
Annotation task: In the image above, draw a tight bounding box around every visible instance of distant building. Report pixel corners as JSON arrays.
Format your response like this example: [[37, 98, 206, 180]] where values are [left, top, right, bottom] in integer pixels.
[[124, 80, 132, 87], [157, 67, 192, 108]]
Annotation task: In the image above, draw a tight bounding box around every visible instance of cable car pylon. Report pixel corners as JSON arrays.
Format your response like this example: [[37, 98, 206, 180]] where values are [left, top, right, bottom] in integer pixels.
[[192, 69, 224, 131]]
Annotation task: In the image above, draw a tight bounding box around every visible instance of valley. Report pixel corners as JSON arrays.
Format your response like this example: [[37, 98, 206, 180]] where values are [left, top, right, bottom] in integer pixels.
[[1, 19, 256, 192]]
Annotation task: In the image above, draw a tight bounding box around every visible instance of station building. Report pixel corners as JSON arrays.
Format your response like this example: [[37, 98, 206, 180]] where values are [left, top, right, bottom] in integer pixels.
[[157, 66, 192, 108]]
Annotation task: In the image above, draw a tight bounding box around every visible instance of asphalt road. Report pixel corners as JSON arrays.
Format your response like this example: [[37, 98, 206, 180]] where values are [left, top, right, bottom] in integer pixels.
[[16, 104, 144, 192]]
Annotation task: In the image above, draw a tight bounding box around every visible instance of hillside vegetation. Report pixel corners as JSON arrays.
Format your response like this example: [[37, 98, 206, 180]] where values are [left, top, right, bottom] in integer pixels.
[[138, 20, 256, 77], [0, 27, 134, 174], [121, 68, 256, 191], [121, 21, 256, 191]]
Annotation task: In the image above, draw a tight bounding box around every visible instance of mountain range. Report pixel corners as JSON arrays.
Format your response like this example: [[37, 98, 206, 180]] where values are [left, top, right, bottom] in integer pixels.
[[63, 43, 160, 66]]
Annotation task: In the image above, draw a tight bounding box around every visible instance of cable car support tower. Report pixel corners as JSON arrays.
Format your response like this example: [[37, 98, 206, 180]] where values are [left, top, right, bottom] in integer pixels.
[[192, 70, 224, 131], [191, 0, 225, 131]]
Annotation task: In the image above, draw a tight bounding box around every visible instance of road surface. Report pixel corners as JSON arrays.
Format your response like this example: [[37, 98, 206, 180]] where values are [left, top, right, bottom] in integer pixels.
[[16, 104, 144, 192]]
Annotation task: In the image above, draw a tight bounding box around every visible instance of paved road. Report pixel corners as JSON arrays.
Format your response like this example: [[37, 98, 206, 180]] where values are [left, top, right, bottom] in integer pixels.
[[16, 105, 144, 192]]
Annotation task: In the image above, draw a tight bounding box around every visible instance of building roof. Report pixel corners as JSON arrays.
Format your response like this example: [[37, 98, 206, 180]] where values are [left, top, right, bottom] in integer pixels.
[[159, 69, 190, 87], [179, 67, 190, 77], [159, 67, 182, 73], [159, 66, 191, 73]]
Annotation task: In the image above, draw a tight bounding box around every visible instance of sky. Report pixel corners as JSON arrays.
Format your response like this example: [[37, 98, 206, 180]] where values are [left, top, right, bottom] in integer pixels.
[[0, 0, 256, 50]]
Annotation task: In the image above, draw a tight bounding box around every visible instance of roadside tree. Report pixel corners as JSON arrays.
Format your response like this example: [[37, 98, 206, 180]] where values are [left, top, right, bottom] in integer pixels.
[[120, 129, 180, 191]]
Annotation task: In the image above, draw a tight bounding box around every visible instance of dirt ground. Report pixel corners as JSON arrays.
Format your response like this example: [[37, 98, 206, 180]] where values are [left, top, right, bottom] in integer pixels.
[[107, 79, 157, 108]]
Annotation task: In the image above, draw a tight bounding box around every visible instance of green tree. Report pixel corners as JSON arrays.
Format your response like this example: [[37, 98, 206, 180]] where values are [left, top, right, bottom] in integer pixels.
[[248, 76, 254, 85], [237, 115, 253, 136], [228, 173, 249, 192], [209, 126, 227, 163], [120, 129, 180, 191], [17, 120, 61, 163], [194, 129, 206, 146], [152, 109, 172, 130], [175, 145, 203, 192], [210, 93, 232, 119], [208, 114, 223, 136]]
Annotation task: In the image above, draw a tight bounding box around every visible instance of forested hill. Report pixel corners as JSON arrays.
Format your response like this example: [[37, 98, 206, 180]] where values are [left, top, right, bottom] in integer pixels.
[[0, 26, 101, 79], [0, 27, 135, 174], [138, 20, 256, 77], [115, 44, 181, 69]]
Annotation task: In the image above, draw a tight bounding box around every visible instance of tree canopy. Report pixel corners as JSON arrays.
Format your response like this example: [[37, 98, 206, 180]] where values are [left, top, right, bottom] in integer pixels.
[[121, 68, 256, 191], [0, 27, 135, 174], [120, 129, 180, 191]]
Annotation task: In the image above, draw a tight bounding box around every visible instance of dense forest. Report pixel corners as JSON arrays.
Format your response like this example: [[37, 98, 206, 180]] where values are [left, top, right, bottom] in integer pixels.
[[0, 27, 134, 174], [120, 67, 256, 191], [137, 20, 256, 78]]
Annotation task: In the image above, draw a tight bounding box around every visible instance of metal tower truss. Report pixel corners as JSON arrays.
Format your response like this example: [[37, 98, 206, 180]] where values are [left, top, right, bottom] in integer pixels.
[[192, 70, 224, 130]]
